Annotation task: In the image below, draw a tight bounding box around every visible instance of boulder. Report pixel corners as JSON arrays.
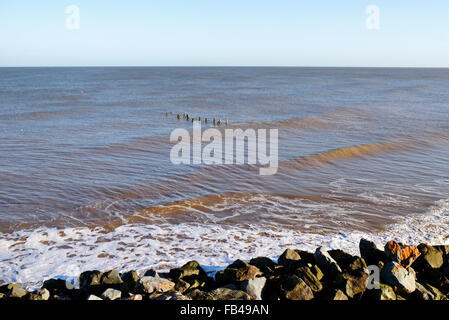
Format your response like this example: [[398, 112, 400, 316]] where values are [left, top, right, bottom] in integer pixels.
[[415, 244, 444, 269], [329, 249, 367, 272], [296, 250, 316, 264], [28, 288, 50, 301], [365, 282, 396, 300], [208, 287, 251, 300], [278, 249, 301, 269], [311, 264, 324, 281], [168, 261, 212, 291], [87, 294, 102, 300], [314, 247, 342, 277], [339, 270, 369, 299], [0, 283, 20, 294], [416, 266, 449, 293], [294, 266, 323, 293], [183, 277, 209, 291], [359, 238, 386, 265], [380, 261, 416, 294], [174, 279, 191, 293], [413, 282, 435, 300], [424, 283, 447, 300], [7, 286, 27, 299], [278, 275, 314, 300], [101, 269, 123, 285], [249, 257, 276, 275], [215, 260, 262, 284], [101, 288, 122, 300], [332, 289, 349, 300], [80, 270, 103, 288], [433, 245, 449, 266], [121, 270, 139, 284], [320, 289, 349, 300], [169, 261, 207, 281], [42, 278, 73, 295], [240, 277, 267, 300], [384, 241, 420, 268], [136, 276, 175, 294]]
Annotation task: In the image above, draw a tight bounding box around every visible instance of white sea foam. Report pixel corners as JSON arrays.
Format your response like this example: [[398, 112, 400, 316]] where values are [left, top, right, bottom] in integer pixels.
[[0, 198, 448, 290]]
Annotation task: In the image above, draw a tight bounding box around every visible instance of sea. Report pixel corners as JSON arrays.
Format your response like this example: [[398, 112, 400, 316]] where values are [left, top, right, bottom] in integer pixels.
[[0, 67, 448, 287]]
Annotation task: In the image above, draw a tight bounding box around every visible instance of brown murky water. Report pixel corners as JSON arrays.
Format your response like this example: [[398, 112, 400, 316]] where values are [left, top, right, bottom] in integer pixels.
[[0, 67, 448, 285]]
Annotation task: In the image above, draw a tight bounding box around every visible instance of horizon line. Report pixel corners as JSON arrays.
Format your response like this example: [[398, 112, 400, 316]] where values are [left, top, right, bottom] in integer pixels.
[[1, 65, 449, 69]]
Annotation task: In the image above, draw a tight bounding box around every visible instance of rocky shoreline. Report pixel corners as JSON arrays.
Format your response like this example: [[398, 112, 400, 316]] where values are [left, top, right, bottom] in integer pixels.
[[1, 239, 449, 301]]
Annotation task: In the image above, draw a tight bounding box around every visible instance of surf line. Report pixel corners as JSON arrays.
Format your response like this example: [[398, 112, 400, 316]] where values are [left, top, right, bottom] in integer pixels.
[[169, 120, 278, 175]]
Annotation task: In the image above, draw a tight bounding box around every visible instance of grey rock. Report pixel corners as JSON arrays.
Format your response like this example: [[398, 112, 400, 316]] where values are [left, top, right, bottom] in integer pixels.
[[380, 261, 416, 294], [87, 294, 103, 300], [314, 247, 342, 277], [101, 288, 122, 300], [240, 277, 267, 300], [137, 276, 175, 294]]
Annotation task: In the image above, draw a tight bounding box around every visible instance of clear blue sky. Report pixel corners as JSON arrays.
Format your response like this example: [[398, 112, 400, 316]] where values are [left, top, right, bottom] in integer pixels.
[[1, 0, 448, 67]]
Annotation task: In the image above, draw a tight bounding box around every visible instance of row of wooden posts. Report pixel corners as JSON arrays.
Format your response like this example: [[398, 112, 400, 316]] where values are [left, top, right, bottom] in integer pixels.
[[165, 112, 229, 126]]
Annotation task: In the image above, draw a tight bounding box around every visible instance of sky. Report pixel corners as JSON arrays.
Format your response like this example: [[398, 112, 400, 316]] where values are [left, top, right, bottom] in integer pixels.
[[0, 0, 448, 67]]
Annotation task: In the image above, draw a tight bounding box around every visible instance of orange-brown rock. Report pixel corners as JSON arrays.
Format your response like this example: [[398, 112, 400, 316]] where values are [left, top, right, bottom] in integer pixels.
[[384, 241, 420, 268]]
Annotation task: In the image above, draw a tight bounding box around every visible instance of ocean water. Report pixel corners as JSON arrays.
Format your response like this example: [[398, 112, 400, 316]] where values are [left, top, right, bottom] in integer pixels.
[[0, 67, 448, 287]]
